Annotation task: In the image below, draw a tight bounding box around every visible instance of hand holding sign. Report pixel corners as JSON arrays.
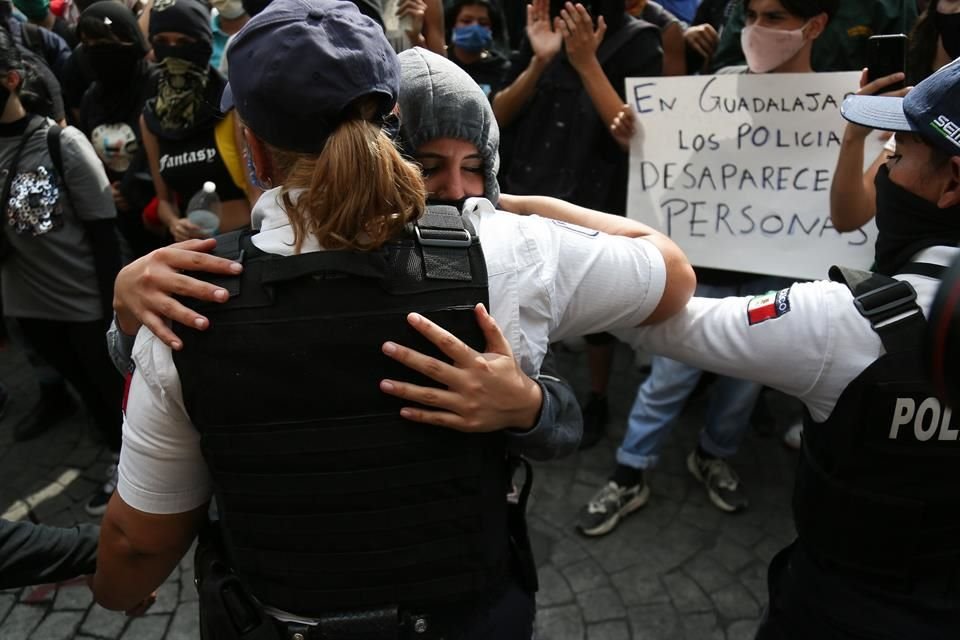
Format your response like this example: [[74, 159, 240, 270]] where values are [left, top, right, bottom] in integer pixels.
[[625, 73, 886, 280], [610, 103, 637, 152]]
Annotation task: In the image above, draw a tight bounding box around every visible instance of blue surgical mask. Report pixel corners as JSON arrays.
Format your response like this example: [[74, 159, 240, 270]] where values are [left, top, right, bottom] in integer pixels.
[[452, 24, 493, 53]]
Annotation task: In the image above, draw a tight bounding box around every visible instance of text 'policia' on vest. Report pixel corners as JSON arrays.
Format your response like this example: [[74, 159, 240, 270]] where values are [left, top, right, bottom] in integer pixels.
[[170, 206, 534, 636], [794, 265, 960, 582]]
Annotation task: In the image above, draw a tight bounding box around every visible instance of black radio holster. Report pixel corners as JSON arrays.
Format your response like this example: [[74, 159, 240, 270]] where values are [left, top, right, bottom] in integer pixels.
[[195, 523, 280, 640]]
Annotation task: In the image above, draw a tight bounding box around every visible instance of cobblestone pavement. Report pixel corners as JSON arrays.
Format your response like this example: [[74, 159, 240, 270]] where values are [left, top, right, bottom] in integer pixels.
[[1, 340, 799, 639]]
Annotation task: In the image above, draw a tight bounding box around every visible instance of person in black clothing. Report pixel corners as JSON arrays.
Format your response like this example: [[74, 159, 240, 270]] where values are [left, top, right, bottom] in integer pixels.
[[445, 0, 510, 99], [493, 0, 662, 449], [77, 0, 160, 257], [140, 0, 251, 243]]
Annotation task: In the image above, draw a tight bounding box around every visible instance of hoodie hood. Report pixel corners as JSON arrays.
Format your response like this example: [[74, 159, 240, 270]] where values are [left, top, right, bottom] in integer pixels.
[[397, 48, 500, 205]]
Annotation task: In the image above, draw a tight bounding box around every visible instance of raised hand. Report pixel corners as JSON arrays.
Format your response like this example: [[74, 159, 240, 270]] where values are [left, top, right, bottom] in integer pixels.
[[556, 2, 605, 74], [845, 70, 911, 141], [527, 0, 562, 63]]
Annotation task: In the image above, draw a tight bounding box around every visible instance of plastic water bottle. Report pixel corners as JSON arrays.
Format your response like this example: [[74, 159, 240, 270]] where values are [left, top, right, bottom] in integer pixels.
[[186, 181, 221, 237]]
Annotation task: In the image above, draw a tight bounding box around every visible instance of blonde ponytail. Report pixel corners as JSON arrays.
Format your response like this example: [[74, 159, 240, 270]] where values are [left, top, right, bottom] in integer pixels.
[[275, 98, 426, 253]]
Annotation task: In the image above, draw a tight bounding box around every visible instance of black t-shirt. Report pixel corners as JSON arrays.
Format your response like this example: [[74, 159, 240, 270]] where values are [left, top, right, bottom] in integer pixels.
[[448, 47, 511, 101], [144, 68, 246, 205], [500, 15, 662, 215], [156, 125, 245, 205]]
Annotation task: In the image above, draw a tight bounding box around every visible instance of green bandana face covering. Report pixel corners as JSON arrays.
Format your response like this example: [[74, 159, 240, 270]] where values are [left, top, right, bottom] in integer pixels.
[[153, 57, 209, 132]]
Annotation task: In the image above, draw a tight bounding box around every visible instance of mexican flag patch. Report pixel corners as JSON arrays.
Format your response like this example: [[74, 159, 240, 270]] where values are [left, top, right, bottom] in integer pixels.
[[747, 288, 791, 326]]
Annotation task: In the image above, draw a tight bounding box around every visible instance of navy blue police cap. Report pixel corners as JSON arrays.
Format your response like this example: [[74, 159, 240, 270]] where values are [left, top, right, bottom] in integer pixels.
[[841, 57, 960, 159], [221, 0, 400, 154]]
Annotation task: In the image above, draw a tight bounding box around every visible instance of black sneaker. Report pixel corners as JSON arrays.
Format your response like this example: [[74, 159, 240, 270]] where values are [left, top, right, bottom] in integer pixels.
[[686, 449, 748, 513], [85, 462, 118, 517], [576, 479, 650, 537], [578, 393, 608, 450]]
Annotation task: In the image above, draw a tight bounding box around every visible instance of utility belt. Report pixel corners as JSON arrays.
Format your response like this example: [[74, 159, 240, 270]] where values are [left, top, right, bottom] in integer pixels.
[[194, 460, 538, 640]]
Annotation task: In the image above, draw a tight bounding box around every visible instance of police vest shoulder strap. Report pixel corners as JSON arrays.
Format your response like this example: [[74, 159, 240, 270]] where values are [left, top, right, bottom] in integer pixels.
[[190, 228, 257, 299], [828, 265, 925, 353], [413, 205, 477, 282], [212, 228, 253, 260]]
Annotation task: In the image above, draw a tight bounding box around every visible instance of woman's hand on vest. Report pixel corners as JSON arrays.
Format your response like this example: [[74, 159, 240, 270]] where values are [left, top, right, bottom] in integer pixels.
[[379, 304, 543, 433], [113, 239, 243, 350]]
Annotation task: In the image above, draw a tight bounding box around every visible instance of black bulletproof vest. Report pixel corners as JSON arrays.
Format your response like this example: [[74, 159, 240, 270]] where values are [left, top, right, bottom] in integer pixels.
[[794, 265, 960, 581], [172, 208, 512, 617]]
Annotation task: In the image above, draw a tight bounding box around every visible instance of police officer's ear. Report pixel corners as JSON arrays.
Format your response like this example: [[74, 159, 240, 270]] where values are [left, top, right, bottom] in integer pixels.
[[242, 126, 276, 189], [939, 156, 960, 210]]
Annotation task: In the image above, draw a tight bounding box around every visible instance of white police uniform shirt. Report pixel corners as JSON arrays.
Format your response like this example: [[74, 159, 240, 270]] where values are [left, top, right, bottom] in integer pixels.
[[614, 245, 956, 424], [117, 191, 668, 515]]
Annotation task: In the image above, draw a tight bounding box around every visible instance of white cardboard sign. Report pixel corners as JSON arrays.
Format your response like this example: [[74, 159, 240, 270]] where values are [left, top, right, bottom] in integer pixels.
[[626, 73, 886, 280]]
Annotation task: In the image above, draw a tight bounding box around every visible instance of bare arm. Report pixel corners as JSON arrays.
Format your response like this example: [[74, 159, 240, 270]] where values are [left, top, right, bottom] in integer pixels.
[[92, 495, 207, 611], [830, 70, 908, 232], [140, 115, 203, 242], [557, 3, 623, 133], [660, 21, 687, 76], [491, 0, 561, 127], [499, 193, 659, 237], [831, 128, 884, 232], [421, 0, 446, 55]]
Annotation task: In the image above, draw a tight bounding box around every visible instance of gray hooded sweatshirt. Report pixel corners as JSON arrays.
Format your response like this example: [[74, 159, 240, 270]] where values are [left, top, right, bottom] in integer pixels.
[[397, 48, 501, 205]]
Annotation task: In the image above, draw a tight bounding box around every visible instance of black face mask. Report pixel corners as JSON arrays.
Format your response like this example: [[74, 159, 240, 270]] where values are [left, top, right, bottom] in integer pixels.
[[874, 164, 960, 275], [86, 44, 143, 88], [153, 40, 212, 69], [934, 10, 960, 59]]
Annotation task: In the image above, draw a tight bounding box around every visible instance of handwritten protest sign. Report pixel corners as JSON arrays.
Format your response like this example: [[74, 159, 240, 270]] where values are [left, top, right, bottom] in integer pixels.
[[626, 73, 886, 280]]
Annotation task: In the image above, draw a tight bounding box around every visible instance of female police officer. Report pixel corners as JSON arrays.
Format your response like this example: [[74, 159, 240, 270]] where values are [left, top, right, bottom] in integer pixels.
[[90, 0, 695, 636]]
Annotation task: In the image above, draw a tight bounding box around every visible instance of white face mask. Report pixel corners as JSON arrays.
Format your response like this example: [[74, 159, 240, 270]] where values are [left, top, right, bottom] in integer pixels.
[[211, 0, 246, 20], [740, 21, 810, 73]]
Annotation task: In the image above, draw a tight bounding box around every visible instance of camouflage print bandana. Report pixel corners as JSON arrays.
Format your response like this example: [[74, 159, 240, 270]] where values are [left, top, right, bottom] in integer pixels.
[[153, 57, 210, 133]]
